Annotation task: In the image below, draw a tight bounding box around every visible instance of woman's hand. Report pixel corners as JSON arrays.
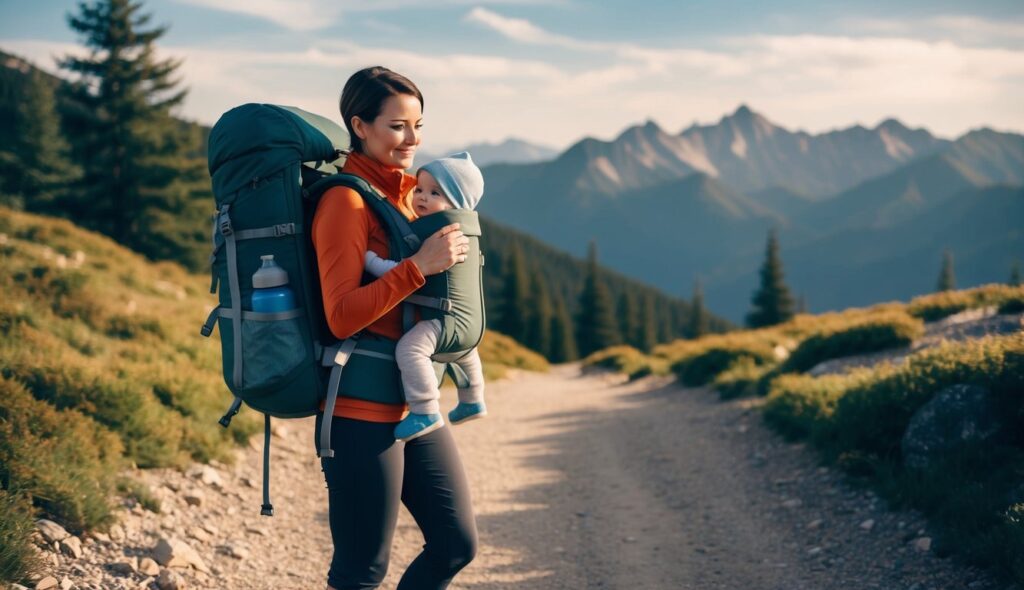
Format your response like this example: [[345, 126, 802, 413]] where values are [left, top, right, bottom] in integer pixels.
[[409, 223, 469, 276]]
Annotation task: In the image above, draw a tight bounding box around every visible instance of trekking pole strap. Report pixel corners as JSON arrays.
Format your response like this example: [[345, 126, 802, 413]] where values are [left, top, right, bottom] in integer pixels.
[[261, 414, 274, 517], [318, 336, 360, 459], [218, 396, 243, 428]]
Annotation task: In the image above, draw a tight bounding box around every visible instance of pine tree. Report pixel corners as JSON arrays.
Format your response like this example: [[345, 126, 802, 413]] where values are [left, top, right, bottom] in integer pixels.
[[936, 249, 956, 292], [575, 241, 621, 357], [0, 70, 79, 211], [59, 0, 208, 268], [549, 295, 578, 363], [746, 228, 795, 328], [687, 279, 710, 339], [496, 241, 531, 345], [1011, 260, 1022, 287], [638, 293, 657, 352], [616, 290, 639, 349], [526, 269, 553, 357]]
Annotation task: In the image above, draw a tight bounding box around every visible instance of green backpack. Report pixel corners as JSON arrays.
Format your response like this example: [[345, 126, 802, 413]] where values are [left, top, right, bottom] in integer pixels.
[[203, 104, 485, 516]]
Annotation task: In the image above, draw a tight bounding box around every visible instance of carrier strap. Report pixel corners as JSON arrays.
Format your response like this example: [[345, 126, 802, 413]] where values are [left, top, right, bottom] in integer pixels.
[[209, 221, 300, 295], [260, 414, 274, 517], [405, 294, 453, 312], [219, 205, 244, 389], [318, 336, 360, 459], [214, 307, 304, 322], [446, 362, 472, 390]]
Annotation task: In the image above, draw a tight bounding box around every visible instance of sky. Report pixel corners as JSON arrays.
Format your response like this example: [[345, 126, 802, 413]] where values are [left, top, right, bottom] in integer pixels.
[[2, 0, 1023, 153]]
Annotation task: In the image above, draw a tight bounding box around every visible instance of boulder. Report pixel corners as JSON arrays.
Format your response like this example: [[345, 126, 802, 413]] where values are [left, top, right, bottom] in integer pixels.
[[35, 520, 70, 544], [152, 537, 209, 573], [901, 384, 1004, 469]]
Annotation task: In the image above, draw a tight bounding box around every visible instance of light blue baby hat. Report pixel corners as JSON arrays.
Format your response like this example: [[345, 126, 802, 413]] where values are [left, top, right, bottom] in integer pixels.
[[419, 151, 485, 210]]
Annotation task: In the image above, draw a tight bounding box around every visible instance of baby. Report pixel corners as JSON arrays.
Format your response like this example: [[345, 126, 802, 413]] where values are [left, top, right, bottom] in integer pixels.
[[363, 152, 487, 442]]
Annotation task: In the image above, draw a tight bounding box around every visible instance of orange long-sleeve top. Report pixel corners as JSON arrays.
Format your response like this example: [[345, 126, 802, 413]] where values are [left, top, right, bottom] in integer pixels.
[[311, 150, 425, 422]]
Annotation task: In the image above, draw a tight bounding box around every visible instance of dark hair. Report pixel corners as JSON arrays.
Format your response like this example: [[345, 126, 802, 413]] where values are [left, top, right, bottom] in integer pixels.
[[339, 66, 424, 154]]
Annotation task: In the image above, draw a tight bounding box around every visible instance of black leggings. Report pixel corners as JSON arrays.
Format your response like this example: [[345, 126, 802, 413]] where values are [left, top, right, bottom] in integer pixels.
[[315, 414, 478, 589]]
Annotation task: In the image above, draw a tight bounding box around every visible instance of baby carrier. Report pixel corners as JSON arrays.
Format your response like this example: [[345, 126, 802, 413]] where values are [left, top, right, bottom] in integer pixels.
[[202, 103, 485, 516]]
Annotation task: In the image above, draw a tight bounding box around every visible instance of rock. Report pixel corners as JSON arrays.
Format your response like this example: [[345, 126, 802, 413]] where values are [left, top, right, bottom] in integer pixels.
[[240, 477, 258, 489], [183, 490, 205, 507], [58, 577, 73, 590], [91, 531, 110, 544], [59, 536, 83, 559], [807, 546, 822, 556], [195, 466, 223, 488], [139, 556, 161, 576], [901, 384, 1004, 469], [139, 557, 162, 577], [806, 519, 823, 530], [156, 568, 183, 590], [35, 520, 70, 544], [912, 536, 932, 552], [200, 523, 219, 536], [225, 544, 250, 559], [781, 498, 803, 509], [35, 577, 59, 590], [108, 524, 125, 542], [152, 537, 210, 573], [164, 481, 180, 492], [108, 556, 138, 575], [859, 519, 875, 531]]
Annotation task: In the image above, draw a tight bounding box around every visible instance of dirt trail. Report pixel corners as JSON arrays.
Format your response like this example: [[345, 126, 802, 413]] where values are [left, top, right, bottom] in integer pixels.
[[75, 362, 1004, 589]]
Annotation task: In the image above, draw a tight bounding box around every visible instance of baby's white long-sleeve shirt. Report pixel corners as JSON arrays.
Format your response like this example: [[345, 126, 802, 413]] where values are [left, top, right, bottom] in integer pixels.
[[364, 251, 400, 278]]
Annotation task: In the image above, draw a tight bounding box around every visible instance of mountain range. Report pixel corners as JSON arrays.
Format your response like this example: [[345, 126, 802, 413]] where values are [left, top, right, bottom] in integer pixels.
[[413, 137, 558, 169], [476, 106, 1024, 320]]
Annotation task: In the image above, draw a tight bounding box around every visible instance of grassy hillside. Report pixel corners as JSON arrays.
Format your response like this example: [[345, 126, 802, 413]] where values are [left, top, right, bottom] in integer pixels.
[[0, 206, 546, 584]]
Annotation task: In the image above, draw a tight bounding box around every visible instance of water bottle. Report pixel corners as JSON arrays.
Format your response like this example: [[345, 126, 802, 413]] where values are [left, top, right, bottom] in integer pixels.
[[251, 255, 296, 313]]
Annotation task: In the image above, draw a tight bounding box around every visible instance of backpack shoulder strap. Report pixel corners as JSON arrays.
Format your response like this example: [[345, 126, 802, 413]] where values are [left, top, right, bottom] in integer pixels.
[[304, 173, 421, 260]]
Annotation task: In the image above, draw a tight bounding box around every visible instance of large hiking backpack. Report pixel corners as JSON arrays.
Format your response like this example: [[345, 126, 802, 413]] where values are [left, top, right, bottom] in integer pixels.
[[202, 104, 485, 516]]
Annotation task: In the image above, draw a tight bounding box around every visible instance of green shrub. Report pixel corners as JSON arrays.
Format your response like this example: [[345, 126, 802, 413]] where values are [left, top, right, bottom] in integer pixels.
[[0, 489, 42, 586], [713, 358, 772, 400], [116, 478, 161, 513], [763, 369, 884, 441], [672, 342, 776, 387], [827, 334, 1023, 457], [0, 377, 122, 533], [908, 284, 1024, 321], [779, 312, 923, 374]]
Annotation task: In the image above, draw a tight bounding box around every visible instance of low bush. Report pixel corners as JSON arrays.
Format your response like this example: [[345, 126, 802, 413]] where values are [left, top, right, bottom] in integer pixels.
[[581, 344, 670, 380], [672, 341, 777, 387], [0, 489, 42, 586], [907, 284, 1024, 322], [826, 334, 1023, 458], [0, 377, 123, 533], [778, 311, 923, 374], [712, 358, 772, 400]]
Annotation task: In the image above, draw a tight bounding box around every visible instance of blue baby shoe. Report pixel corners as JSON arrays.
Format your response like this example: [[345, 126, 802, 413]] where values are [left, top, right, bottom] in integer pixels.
[[394, 412, 444, 442], [448, 402, 487, 425]]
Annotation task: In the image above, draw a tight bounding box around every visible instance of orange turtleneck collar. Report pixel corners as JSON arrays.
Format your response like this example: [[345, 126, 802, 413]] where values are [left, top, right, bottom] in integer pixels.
[[341, 151, 418, 220]]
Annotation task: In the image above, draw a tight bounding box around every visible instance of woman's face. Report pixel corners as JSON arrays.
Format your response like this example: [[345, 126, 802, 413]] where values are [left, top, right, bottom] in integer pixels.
[[352, 93, 422, 170]]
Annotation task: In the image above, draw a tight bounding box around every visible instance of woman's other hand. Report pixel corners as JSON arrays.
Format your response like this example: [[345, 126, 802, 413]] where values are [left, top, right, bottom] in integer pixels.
[[409, 223, 469, 275]]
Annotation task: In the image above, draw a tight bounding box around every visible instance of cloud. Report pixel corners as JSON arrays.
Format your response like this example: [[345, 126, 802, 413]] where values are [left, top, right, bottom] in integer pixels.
[[175, 0, 342, 32], [173, 0, 563, 31], [5, 8, 1024, 149]]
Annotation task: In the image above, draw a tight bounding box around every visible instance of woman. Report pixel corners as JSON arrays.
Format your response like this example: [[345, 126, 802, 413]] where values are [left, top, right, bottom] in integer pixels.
[[311, 66, 478, 589]]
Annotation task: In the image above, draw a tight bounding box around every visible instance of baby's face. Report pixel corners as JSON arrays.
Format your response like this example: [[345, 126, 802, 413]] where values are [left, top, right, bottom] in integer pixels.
[[413, 170, 454, 217]]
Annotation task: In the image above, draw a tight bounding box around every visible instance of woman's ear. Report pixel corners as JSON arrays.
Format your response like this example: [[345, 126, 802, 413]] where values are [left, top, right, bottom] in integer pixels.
[[351, 116, 367, 140]]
